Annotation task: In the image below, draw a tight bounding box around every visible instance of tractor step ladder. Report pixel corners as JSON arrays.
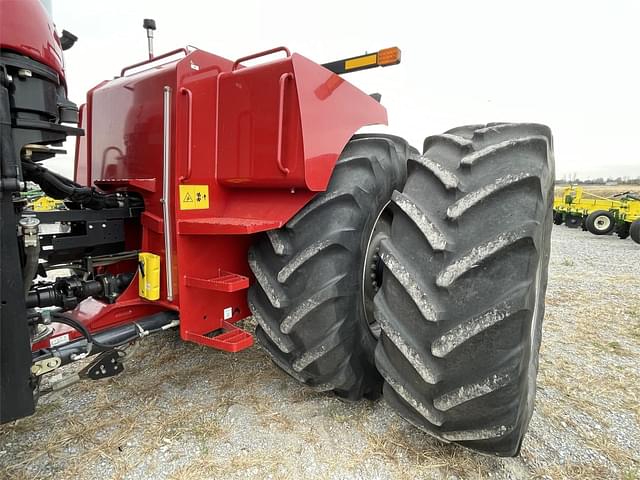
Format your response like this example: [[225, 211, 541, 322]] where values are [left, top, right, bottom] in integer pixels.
[[182, 271, 253, 352], [184, 322, 253, 352], [184, 272, 249, 292]]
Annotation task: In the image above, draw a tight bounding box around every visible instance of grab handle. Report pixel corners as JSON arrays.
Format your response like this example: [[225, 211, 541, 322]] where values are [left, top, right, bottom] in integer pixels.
[[232, 46, 291, 71], [276, 72, 293, 175], [179, 87, 193, 182], [121, 48, 188, 76]]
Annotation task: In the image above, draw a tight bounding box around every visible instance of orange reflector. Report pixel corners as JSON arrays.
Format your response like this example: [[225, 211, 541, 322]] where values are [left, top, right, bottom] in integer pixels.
[[377, 47, 401, 66]]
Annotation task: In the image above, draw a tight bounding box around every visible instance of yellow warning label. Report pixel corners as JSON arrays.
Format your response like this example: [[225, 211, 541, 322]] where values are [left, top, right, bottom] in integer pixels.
[[179, 185, 210, 210]]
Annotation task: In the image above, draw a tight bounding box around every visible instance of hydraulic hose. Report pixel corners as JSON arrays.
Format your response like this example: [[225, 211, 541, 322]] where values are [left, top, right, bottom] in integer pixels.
[[51, 312, 177, 351], [51, 311, 140, 350], [21, 159, 119, 209]]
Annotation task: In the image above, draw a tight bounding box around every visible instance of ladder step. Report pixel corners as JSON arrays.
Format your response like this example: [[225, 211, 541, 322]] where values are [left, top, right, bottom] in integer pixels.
[[184, 324, 253, 352], [184, 272, 249, 292]]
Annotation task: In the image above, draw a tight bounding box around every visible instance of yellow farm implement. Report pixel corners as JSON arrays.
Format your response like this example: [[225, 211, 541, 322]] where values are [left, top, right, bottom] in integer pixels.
[[553, 186, 640, 243]]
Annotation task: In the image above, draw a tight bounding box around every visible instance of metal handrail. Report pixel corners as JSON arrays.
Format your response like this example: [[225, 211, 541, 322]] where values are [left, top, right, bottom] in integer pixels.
[[161, 86, 174, 302], [231, 46, 290, 71], [121, 48, 188, 77], [179, 87, 193, 182], [276, 72, 293, 175]]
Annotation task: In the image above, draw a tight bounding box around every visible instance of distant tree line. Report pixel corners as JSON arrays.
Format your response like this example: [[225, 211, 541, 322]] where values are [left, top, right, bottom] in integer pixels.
[[555, 176, 640, 185]]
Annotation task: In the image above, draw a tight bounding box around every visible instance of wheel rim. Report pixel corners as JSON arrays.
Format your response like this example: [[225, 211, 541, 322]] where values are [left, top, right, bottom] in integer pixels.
[[362, 202, 392, 338], [594, 215, 611, 231]]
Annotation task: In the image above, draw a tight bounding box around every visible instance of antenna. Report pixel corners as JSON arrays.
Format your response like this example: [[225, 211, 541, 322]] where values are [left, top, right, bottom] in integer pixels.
[[143, 19, 156, 60]]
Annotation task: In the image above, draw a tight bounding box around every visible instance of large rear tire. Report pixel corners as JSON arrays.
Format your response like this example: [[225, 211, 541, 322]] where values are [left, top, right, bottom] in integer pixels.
[[248, 135, 413, 400], [374, 123, 554, 456]]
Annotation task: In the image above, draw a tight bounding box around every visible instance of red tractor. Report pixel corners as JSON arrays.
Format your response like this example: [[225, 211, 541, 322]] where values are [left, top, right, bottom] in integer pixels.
[[0, 0, 554, 457]]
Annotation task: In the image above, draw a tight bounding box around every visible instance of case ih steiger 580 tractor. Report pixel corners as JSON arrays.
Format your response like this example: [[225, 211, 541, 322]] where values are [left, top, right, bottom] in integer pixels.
[[0, 0, 555, 457]]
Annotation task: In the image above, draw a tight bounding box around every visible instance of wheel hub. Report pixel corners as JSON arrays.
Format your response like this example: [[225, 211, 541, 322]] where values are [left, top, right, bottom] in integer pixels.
[[595, 215, 611, 231], [362, 204, 392, 338]]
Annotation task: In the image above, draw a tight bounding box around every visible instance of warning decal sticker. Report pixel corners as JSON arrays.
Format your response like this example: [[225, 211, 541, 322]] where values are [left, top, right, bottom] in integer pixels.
[[179, 185, 210, 210]]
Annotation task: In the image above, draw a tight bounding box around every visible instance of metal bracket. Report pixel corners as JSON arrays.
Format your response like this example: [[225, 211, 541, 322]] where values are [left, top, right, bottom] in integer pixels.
[[31, 356, 61, 376], [80, 350, 124, 380]]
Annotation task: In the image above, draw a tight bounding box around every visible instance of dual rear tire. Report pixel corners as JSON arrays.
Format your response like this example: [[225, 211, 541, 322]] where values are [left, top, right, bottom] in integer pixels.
[[248, 134, 413, 400], [249, 123, 554, 456]]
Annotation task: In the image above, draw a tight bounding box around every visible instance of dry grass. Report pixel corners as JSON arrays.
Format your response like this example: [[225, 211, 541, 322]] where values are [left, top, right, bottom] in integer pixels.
[[1, 227, 639, 480]]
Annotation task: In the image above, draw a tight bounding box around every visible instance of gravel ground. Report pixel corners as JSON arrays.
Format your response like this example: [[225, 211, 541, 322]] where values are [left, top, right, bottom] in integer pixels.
[[1, 226, 639, 480]]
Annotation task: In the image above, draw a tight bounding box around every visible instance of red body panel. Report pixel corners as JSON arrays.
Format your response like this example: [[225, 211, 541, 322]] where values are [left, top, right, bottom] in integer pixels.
[[61, 47, 387, 351], [0, 0, 65, 82]]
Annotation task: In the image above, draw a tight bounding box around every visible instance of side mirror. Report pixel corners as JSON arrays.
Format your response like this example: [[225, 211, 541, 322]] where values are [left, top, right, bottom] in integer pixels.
[[60, 30, 78, 51]]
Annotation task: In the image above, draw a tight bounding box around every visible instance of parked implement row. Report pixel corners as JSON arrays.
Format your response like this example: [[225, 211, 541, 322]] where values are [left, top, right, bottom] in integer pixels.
[[553, 186, 640, 243]]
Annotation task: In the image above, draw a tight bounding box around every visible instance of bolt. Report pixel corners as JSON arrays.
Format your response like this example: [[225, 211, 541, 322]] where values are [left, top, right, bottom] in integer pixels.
[[89, 225, 94, 229], [111, 358, 116, 363], [100, 365, 106, 374], [101, 223, 107, 228], [370, 273, 376, 279], [47, 360, 57, 368]]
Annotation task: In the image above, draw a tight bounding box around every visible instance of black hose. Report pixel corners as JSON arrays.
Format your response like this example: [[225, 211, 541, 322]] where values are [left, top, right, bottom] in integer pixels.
[[21, 159, 119, 209], [36, 311, 178, 368], [22, 242, 39, 296], [51, 312, 140, 349]]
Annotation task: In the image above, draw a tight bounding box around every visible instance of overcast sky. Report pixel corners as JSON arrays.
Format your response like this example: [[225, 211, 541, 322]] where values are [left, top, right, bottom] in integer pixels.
[[48, 0, 640, 180]]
